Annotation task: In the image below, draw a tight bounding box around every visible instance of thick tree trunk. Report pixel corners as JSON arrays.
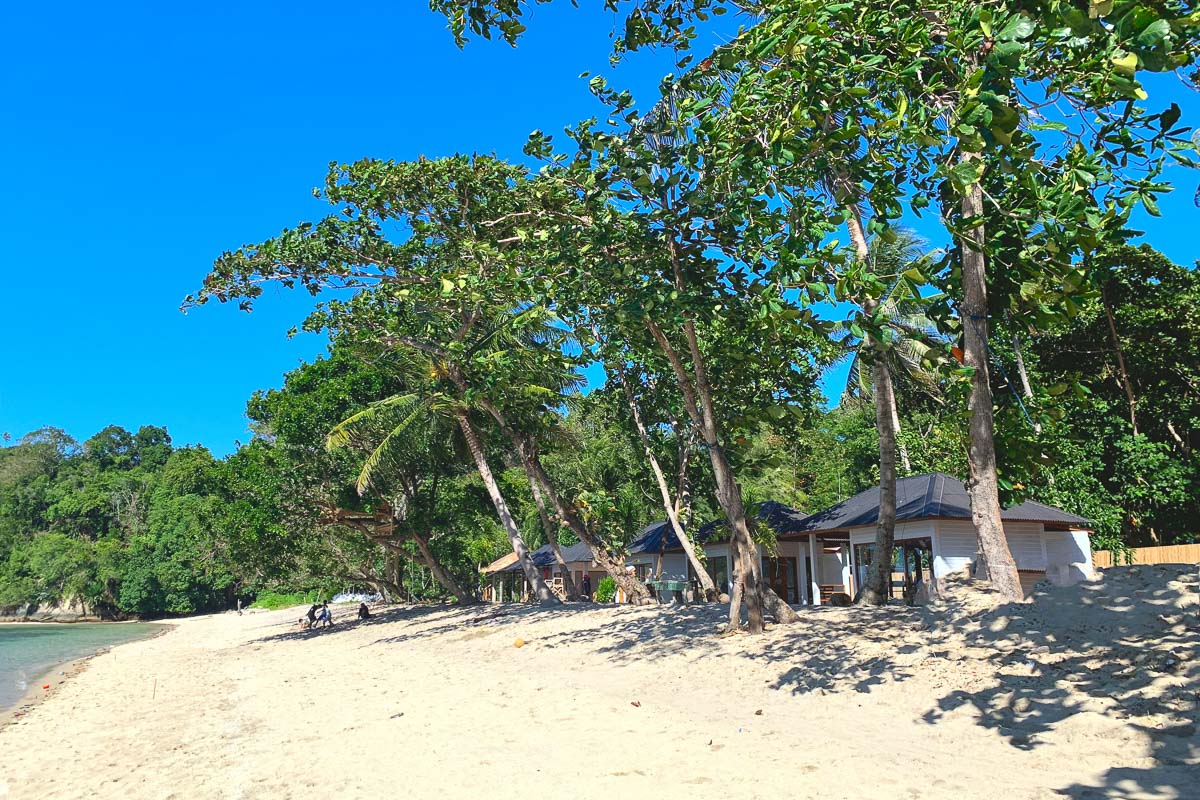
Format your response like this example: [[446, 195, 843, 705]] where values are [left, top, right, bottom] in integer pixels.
[[615, 362, 718, 601], [411, 530, 478, 605], [456, 411, 557, 604], [647, 319, 765, 633], [762, 585, 800, 623], [958, 175, 1023, 601], [529, 478, 579, 600]]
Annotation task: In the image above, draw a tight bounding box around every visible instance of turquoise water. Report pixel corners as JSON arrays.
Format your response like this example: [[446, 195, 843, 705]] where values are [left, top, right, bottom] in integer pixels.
[[0, 623, 165, 712]]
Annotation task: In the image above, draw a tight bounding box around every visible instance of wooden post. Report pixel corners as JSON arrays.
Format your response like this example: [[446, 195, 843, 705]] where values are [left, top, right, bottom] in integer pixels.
[[842, 546, 853, 596], [809, 535, 821, 606]]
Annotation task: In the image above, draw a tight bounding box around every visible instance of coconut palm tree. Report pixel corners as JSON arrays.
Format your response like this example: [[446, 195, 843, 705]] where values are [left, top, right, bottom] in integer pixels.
[[838, 230, 949, 474], [326, 306, 652, 606]]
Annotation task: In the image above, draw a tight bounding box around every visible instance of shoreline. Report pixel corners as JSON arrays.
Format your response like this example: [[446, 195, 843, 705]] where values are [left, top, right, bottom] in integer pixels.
[[0, 622, 175, 729], [0, 654, 93, 729]]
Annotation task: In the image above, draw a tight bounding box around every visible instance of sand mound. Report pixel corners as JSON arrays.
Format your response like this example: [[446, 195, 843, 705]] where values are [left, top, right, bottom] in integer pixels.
[[924, 565, 1007, 616]]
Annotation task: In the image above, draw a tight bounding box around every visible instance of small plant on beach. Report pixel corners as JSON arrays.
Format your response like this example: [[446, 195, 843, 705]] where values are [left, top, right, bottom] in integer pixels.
[[593, 576, 617, 604]]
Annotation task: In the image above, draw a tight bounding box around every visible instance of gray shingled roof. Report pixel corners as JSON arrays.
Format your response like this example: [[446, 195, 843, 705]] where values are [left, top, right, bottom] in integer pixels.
[[785, 472, 1091, 533], [499, 540, 596, 572]]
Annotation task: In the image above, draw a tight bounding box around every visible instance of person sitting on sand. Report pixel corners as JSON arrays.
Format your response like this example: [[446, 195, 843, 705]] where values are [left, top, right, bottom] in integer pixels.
[[318, 603, 333, 628], [357, 602, 371, 620]]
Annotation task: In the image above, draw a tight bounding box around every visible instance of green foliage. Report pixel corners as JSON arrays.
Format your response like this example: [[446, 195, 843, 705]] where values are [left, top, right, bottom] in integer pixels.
[[11, 1, 1188, 619], [249, 590, 320, 610], [0, 426, 244, 618], [593, 575, 617, 603]]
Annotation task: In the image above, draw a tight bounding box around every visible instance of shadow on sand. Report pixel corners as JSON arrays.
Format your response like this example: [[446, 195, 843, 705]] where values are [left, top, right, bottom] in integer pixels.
[[245, 565, 1197, 798]]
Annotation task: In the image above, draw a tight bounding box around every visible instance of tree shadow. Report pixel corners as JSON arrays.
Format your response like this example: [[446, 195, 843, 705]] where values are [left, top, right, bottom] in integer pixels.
[[921, 564, 1198, 798], [247, 602, 479, 645], [239, 565, 1197, 797]]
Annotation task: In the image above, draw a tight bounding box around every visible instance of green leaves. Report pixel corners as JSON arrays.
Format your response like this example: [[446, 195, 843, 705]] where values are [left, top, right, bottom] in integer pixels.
[[996, 14, 1034, 42], [948, 157, 985, 192], [1111, 51, 1139, 75]]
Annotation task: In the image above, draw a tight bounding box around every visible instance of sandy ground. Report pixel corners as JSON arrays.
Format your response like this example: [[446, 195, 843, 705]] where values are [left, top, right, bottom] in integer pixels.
[[0, 565, 1196, 800]]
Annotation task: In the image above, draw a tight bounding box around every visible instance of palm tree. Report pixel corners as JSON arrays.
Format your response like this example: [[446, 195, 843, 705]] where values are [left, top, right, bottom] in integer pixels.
[[325, 332, 562, 605], [838, 230, 948, 474], [327, 306, 652, 606]]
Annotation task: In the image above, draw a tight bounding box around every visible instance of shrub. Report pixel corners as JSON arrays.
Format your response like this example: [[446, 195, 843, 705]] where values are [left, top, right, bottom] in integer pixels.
[[593, 576, 616, 603], [249, 590, 319, 610]]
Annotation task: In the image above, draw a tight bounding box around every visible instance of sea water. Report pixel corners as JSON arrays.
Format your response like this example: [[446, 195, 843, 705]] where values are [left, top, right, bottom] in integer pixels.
[[0, 623, 164, 712]]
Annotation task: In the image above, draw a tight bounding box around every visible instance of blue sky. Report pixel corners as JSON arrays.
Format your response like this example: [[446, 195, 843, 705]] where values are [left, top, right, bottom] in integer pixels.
[[0, 2, 716, 455], [1, 3, 1196, 457]]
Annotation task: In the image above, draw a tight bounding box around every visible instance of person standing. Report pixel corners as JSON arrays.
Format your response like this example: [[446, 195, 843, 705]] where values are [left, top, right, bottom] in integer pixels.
[[581, 573, 592, 599]]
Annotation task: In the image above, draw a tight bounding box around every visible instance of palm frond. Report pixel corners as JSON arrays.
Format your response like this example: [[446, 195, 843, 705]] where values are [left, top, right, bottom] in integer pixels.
[[353, 406, 425, 495], [326, 392, 424, 452]]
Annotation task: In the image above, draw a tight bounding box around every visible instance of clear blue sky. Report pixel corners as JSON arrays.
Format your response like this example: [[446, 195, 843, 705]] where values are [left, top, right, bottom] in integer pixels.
[[1, 3, 1195, 456]]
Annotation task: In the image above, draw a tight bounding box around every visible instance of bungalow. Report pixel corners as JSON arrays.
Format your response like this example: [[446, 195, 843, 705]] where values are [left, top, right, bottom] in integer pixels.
[[629, 500, 830, 604], [628, 474, 1092, 605], [773, 472, 1094, 601], [481, 541, 607, 601]]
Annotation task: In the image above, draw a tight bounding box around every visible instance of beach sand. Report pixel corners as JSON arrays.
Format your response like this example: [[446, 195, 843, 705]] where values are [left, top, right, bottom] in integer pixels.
[[1, 565, 1195, 800]]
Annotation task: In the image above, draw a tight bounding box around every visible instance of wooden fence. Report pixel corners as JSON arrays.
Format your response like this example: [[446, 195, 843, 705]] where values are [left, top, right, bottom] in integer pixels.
[[1093, 544, 1200, 568]]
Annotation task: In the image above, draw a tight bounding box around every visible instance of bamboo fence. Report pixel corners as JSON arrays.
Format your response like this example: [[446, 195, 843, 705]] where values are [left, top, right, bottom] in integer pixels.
[[1093, 543, 1200, 568]]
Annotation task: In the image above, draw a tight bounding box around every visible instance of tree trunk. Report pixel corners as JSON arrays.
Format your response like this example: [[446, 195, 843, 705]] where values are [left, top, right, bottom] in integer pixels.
[[515, 441, 650, 604], [858, 354, 900, 605], [646, 319, 765, 633], [529, 478, 579, 600], [762, 585, 800, 623], [411, 529, 478, 605], [1010, 329, 1042, 435], [845, 207, 901, 607], [459, 386, 649, 604], [890, 393, 911, 474], [615, 362, 718, 601], [456, 411, 557, 604], [958, 173, 1023, 601], [1102, 285, 1138, 436], [1012, 332, 1034, 400]]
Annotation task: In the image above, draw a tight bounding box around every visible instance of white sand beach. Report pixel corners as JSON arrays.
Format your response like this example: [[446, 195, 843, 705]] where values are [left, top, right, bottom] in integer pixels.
[[1, 565, 1195, 800]]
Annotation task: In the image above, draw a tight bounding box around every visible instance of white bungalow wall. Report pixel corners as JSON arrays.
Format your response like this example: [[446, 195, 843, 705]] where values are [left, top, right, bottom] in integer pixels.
[[845, 519, 1093, 585], [624, 552, 689, 579], [1042, 529, 1094, 584]]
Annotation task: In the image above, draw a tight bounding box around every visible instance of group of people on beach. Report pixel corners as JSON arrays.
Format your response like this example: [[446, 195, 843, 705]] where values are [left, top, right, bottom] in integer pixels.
[[302, 603, 332, 630], [299, 601, 372, 631]]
